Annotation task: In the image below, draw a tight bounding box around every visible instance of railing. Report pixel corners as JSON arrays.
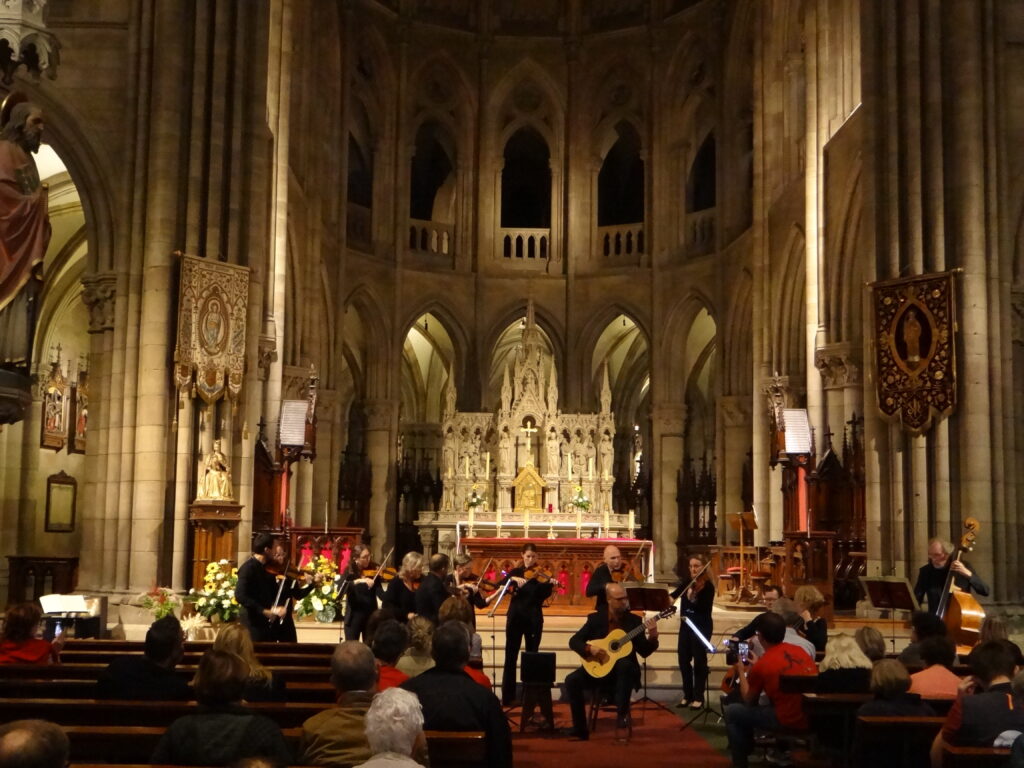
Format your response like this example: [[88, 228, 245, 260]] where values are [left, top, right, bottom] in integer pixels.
[[598, 224, 644, 258], [500, 228, 550, 263], [685, 208, 715, 255], [346, 202, 372, 246], [408, 219, 453, 256]]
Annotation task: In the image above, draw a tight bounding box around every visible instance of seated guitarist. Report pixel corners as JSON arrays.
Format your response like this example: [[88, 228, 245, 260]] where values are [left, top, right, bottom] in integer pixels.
[[563, 582, 659, 741]]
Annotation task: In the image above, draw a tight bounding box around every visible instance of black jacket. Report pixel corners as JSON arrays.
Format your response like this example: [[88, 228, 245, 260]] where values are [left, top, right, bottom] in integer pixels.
[[505, 566, 553, 627], [381, 576, 418, 622], [569, 610, 659, 690], [415, 572, 451, 624], [670, 579, 714, 637], [235, 556, 313, 642], [96, 656, 192, 701], [914, 559, 989, 614], [150, 703, 293, 766]]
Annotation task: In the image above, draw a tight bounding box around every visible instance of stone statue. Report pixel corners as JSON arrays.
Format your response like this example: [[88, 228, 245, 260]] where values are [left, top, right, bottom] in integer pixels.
[[599, 432, 613, 480], [0, 98, 50, 370], [441, 430, 455, 479], [500, 365, 512, 414], [545, 428, 559, 475], [443, 376, 456, 421], [499, 427, 513, 475], [197, 439, 233, 501]]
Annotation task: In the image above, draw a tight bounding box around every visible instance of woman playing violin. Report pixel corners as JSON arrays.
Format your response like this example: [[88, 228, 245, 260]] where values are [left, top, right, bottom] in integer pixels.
[[382, 551, 424, 623], [500, 542, 555, 706], [235, 533, 316, 642], [669, 554, 715, 709], [340, 544, 382, 641]]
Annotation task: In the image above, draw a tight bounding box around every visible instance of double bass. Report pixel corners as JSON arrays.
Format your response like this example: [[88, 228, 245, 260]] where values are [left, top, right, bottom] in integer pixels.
[[935, 518, 986, 654]]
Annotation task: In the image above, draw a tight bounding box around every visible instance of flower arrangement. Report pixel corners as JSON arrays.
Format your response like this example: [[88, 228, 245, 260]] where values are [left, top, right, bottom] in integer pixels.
[[179, 613, 210, 640], [570, 485, 591, 511], [294, 555, 343, 622], [186, 559, 239, 622], [138, 587, 180, 620], [467, 485, 485, 508]]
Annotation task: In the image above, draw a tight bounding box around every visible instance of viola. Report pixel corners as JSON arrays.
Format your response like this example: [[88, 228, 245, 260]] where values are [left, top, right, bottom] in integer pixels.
[[403, 575, 422, 592], [610, 566, 642, 583]]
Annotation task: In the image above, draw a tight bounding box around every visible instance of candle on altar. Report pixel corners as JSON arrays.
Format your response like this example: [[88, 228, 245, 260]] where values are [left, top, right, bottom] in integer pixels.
[[588, 457, 594, 480], [627, 510, 635, 535], [468, 503, 475, 529], [524, 509, 530, 534], [575, 505, 582, 537], [324, 502, 329, 534], [465, 456, 470, 478], [496, 508, 502, 536], [567, 452, 573, 482]]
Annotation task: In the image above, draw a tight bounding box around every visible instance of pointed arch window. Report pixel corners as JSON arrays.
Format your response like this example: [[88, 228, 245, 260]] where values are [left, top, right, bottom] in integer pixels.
[[597, 121, 644, 258], [409, 122, 456, 256]]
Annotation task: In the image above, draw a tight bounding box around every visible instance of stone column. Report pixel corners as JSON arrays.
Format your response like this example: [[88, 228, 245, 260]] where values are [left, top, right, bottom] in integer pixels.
[[650, 403, 685, 576], [364, 399, 398, 559], [717, 395, 752, 540]]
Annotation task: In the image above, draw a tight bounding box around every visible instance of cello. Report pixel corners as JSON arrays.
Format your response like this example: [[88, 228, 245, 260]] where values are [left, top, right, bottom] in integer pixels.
[[935, 518, 986, 654]]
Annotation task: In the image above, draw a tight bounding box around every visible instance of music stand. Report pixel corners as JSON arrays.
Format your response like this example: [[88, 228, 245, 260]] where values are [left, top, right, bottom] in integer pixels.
[[858, 576, 920, 653], [678, 618, 718, 732], [729, 512, 758, 603], [625, 585, 672, 720]]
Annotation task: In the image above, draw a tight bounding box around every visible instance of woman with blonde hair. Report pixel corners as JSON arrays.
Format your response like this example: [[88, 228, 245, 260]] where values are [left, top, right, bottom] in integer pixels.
[[212, 622, 284, 701], [395, 616, 435, 678], [382, 551, 424, 623], [817, 633, 872, 693], [794, 585, 828, 652], [854, 626, 886, 662]]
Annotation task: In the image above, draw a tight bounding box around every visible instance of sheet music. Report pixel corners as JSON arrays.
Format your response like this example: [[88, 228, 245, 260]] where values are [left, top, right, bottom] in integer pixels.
[[39, 593, 89, 614], [279, 400, 307, 447]]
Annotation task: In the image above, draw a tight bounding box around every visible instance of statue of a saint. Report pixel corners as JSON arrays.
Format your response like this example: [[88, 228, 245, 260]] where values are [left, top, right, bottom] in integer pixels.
[[499, 428, 513, 475], [197, 439, 233, 501], [599, 432, 613, 480], [545, 428, 559, 475], [0, 97, 49, 370], [443, 376, 457, 421]]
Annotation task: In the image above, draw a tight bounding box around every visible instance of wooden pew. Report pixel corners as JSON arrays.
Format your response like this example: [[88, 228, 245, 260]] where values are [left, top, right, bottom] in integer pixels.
[[0, 663, 333, 685], [854, 716, 945, 768], [0, 677, 338, 703], [64, 639, 337, 655], [57, 650, 332, 668], [941, 743, 1012, 767], [424, 730, 487, 768]]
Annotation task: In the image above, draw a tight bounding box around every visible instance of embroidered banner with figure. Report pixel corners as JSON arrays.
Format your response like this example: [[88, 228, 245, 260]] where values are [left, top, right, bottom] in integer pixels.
[[870, 271, 957, 434]]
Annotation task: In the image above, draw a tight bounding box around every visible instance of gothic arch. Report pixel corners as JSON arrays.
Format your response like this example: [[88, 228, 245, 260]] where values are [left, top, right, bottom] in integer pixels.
[[398, 300, 469, 393], [661, 292, 718, 404], [482, 301, 564, 404], [722, 268, 753, 395], [826, 162, 864, 343], [773, 226, 806, 375], [488, 58, 565, 154], [344, 284, 391, 399]]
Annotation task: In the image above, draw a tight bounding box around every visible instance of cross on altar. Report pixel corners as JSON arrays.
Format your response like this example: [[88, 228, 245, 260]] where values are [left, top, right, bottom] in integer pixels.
[[520, 419, 538, 438]]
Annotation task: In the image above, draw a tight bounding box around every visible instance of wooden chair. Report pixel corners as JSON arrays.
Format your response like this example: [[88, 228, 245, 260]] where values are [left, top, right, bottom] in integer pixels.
[[424, 730, 487, 767], [586, 687, 632, 741]]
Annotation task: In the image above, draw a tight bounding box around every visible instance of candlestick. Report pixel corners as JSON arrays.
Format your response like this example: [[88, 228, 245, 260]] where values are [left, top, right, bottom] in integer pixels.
[[524, 509, 530, 536], [575, 506, 582, 538], [496, 508, 502, 537], [468, 503, 475, 530], [324, 502, 329, 534], [627, 510, 634, 535]]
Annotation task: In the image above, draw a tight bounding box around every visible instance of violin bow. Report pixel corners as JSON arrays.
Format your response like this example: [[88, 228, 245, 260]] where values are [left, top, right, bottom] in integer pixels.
[[371, 546, 395, 582]]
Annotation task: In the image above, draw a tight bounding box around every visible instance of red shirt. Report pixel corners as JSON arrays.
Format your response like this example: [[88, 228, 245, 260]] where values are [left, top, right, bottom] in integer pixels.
[[746, 642, 818, 728], [377, 663, 410, 691], [0, 638, 54, 665]]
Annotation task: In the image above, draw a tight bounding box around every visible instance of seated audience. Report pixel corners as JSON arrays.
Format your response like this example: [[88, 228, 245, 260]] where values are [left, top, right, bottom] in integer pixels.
[[97, 614, 191, 700], [299, 641, 378, 768], [930, 640, 1024, 768], [396, 617, 435, 678], [817, 633, 872, 693], [437, 596, 490, 687], [372, 619, 411, 691], [729, 584, 781, 643], [909, 636, 961, 699], [980, 614, 1009, 644], [213, 622, 285, 701], [723, 612, 818, 768], [794, 585, 828, 652], [1000, 638, 1024, 669], [353, 688, 426, 768], [0, 603, 61, 665], [855, 626, 887, 662], [0, 719, 69, 768], [857, 659, 936, 717], [151, 649, 291, 766], [768, 598, 816, 659], [401, 622, 512, 768], [899, 611, 947, 667]]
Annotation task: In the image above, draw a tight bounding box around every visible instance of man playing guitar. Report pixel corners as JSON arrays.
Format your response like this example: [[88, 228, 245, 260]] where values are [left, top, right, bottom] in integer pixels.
[[563, 582, 660, 741]]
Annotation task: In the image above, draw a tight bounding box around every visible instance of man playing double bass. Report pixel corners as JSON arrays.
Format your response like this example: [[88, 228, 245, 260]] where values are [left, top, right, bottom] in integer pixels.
[[914, 537, 989, 616]]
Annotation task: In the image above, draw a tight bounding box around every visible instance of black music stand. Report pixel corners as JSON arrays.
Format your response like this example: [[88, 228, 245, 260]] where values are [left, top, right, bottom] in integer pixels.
[[625, 585, 672, 720], [858, 576, 919, 653]]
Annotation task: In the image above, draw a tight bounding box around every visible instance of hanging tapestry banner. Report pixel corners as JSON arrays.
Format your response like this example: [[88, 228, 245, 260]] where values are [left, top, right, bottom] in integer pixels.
[[870, 271, 957, 435], [174, 253, 250, 404]]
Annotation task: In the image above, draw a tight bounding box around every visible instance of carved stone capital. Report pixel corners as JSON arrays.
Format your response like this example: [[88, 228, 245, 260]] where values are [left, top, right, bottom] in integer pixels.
[[282, 365, 308, 399], [81, 274, 117, 333], [650, 403, 686, 435], [761, 374, 792, 425], [364, 398, 399, 431], [814, 342, 862, 389], [257, 335, 277, 381], [1012, 289, 1024, 345], [718, 395, 752, 428]]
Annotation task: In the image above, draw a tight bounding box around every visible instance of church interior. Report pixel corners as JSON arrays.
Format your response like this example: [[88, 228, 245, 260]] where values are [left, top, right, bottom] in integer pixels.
[[1, 0, 1023, 627]]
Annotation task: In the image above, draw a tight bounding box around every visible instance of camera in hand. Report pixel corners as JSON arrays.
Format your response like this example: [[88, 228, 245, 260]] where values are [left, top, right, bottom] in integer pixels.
[[723, 638, 750, 665]]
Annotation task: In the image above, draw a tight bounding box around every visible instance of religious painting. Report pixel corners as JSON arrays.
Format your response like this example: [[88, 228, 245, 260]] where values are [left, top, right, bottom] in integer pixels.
[[68, 368, 87, 454], [39, 352, 67, 451], [45, 471, 76, 533], [871, 271, 957, 434], [173, 253, 250, 404]]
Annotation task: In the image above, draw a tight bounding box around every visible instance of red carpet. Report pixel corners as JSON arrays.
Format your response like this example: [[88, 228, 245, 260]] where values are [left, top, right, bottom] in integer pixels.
[[509, 701, 729, 767]]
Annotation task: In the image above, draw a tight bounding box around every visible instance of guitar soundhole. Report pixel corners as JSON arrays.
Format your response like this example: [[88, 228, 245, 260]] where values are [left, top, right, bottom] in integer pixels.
[[610, 642, 619, 652]]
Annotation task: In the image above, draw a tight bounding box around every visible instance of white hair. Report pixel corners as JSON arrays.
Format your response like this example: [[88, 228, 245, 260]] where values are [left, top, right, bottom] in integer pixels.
[[364, 688, 424, 756]]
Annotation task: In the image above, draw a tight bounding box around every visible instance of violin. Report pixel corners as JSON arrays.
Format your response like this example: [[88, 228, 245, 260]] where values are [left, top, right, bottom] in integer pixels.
[[610, 566, 642, 583], [522, 567, 560, 587], [265, 552, 318, 584], [675, 560, 713, 598], [363, 565, 397, 582]]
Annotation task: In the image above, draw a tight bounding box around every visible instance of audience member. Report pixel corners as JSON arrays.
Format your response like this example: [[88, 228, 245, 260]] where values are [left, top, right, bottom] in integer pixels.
[[855, 626, 887, 662], [230, 759, 282, 768], [437, 596, 490, 687], [96, 614, 190, 700], [816, 633, 872, 693], [899, 611, 947, 667], [0, 604, 61, 665], [729, 584, 781, 643], [363, 609, 396, 647], [0, 719, 68, 768], [999, 638, 1024, 669], [372, 619, 410, 691], [794, 585, 828, 652], [723, 612, 818, 768], [396, 617, 435, 678], [858, 659, 936, 717], [909, 636, 961, 699], [401, 622, 512, 768], [930, 640, 1024, 767], [769, 598, 816, 659], [213, 622, 285, 702], [298, 641, 378, 767], [151, 649, 291, 765], [353, 688, 426, 768], [980, 614, 1009, 644]]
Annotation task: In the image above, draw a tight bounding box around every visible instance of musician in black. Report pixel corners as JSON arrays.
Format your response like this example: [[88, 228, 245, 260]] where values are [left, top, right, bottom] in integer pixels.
[[235, 533, 314, 642], [340, 544, 381, 641], [563, 582, 659, 741], [500, 543, 554, 706], [414, 553, 452, 625], [914, 537, 989, 614], [670, 555, 715, 709], [586, 544, 627, 611]]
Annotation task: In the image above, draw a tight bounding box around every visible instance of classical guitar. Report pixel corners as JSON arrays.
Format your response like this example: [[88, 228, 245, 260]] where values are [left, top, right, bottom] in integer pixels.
[[582, 606, 677, 679]]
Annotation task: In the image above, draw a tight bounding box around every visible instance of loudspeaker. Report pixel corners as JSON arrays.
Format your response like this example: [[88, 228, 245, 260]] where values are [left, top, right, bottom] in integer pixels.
[[521, 651, 556, 685]]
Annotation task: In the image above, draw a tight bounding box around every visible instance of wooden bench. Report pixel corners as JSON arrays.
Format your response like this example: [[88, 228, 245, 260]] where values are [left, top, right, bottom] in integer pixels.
[[64, 639, 337, 655], [854, 716, 945, 768], [58, 650, 332, 667], [0, 663, 334, 685], [941, 743, 1012, 767], [0, 677, 339, 703]]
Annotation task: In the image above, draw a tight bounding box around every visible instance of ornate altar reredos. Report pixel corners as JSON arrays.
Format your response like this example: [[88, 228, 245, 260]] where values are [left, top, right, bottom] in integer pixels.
[[416, 303, 631, 555]]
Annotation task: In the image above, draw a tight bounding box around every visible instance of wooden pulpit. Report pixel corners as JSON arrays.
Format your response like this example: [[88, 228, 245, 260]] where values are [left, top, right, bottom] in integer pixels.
[[189, 501, 242, 587]]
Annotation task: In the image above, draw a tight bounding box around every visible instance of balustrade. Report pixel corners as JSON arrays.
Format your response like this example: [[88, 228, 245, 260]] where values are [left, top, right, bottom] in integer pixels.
[[686, 209, 715, 255], [500, 228, 549, 264], [408, 219, 453, 256], [598, 224, 644, 258]]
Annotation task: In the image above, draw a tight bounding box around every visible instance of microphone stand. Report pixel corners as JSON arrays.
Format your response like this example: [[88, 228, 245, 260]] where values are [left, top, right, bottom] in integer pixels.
[[488, 576, 517, 721]]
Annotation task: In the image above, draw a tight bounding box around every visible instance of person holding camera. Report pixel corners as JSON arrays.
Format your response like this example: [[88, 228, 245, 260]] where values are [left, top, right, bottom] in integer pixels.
[[723, 612, 817, 768]]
